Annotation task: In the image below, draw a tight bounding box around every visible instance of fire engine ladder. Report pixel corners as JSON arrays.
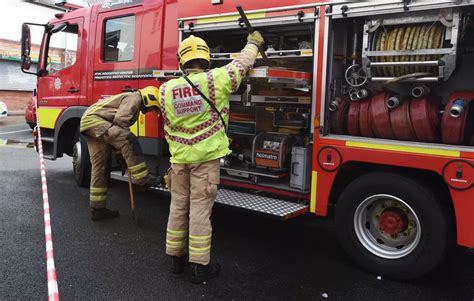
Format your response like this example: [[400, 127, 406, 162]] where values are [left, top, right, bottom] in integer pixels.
[[110, 171, 309, 220]]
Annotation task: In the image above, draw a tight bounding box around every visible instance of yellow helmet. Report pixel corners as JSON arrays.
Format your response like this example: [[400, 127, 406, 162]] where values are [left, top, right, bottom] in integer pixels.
[[178, 35, 210, 67], [139, 86, 160, 110]]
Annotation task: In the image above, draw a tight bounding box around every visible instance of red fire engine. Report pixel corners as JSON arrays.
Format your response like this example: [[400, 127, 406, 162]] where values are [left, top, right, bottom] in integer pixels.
[[20, 0, 474, 280]]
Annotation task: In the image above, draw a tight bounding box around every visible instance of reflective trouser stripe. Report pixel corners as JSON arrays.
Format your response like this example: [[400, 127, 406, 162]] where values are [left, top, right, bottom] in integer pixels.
[[166, 229, 187, 253], [129, 162, 146, 173], [166, 239, 186, 249], [189, 245, 211, 256], [189, 234, 211, 257], [167, 229, 188, 237], [90, 195, 107, 201], [90, 186, 107, 203], [189, 235, 211, 244], [133, 169, 149, 180], [129, 162, 148, 181], [90, 187, 107, 193]]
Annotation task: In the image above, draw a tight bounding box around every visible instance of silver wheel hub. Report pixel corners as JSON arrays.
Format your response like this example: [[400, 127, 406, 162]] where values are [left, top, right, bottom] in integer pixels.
[[354, 194, 421, 259], [72, 140, 82, 174]]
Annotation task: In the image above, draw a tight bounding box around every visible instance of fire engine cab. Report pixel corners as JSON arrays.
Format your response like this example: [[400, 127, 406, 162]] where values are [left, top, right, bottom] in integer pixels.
[[20, 0, 474, 280]]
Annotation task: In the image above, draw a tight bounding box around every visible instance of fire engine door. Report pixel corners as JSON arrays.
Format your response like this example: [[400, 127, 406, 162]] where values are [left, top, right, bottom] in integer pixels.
[[37, 18, 85, 107], [92, 6, 143, 103]]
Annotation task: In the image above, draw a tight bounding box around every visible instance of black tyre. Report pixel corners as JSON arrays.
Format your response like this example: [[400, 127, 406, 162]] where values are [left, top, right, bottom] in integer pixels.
[[335, 172, 454, 280], [72, 129, 91, 187]]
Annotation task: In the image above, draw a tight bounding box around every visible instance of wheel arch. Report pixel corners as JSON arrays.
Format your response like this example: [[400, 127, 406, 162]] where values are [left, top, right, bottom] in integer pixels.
[[328, 161, 456, 239], [54, 106, 87, 157]]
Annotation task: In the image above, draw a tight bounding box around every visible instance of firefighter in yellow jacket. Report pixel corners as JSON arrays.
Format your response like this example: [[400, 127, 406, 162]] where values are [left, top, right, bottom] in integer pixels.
[[80, 87, 161, 221], [160, 32, 264, 283]]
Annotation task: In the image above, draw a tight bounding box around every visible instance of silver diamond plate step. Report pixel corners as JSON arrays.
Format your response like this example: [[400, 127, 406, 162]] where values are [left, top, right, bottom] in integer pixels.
[[215, 189, 309, 220], [111, 171, 308, 220]]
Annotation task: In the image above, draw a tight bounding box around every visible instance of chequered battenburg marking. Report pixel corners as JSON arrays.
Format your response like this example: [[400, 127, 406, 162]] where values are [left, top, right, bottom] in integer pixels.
[[161, 70, 228, 144]]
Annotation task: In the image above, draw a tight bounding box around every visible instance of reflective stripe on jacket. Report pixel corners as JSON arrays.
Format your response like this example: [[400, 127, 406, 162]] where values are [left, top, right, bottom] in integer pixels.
[[160, 61, 245, 164], [80, 92, 141, 136]]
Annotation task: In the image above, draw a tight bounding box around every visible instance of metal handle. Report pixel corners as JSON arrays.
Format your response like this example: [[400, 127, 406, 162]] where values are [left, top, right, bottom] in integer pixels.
[[292, 162, 299, 176], [122, 87, 137, 92], [236, 5, 269, 63], [211, 53, 231, 59], [67, 88, 79, 93], [163, 71, 183, 77], [369, 61, 441, 67], [267, 50, 301, 57]]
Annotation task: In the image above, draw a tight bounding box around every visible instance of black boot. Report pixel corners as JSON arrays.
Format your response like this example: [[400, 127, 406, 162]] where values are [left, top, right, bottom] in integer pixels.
[[137, 175, 162, 187], [171, 256, 186, 274], [91, 208, 120, 221], [189, 262, 221, 284]]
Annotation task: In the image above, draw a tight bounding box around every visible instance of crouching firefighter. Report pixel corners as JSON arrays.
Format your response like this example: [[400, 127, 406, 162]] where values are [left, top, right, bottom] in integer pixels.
[[80, 86, 161, 221], [161, 31, 264, 283]]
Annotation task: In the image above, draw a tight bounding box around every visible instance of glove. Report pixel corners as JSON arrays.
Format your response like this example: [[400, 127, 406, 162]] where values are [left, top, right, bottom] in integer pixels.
[[247, 31, 264, 47]]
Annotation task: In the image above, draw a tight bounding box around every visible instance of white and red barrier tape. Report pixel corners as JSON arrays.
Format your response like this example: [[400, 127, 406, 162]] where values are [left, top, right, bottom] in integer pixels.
[[35, 100, 60, 301]]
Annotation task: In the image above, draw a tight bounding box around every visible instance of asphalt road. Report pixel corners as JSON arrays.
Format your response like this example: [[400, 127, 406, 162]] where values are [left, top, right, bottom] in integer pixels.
[[0, 117, 473, 300]]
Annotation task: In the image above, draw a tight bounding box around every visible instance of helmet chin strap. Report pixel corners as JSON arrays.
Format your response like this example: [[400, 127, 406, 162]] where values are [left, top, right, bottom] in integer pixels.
[[140, 103, 148, 114]]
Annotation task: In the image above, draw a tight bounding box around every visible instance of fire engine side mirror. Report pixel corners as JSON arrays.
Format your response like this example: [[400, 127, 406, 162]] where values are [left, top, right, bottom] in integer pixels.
[[21, 23, 32, 71]]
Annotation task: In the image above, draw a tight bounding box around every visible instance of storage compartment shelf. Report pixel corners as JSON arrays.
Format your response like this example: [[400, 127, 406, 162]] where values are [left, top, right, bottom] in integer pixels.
[[211, 49, 313, 60], [221, 166, 288, 179]]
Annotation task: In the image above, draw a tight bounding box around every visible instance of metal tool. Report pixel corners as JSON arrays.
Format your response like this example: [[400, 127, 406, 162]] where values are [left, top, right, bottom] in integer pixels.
[[127, 170, 138, 223], [236, 5, 269, 63]]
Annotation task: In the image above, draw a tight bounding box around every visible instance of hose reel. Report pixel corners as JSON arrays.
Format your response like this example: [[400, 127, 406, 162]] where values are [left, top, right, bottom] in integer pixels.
[[361, 11, 461, 83], [370, 24, 445, 78]]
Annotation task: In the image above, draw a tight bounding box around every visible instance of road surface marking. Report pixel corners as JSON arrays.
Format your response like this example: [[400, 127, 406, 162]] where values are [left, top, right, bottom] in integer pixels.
[[0, 138, 34, 149], [0, 129, 31, 135]]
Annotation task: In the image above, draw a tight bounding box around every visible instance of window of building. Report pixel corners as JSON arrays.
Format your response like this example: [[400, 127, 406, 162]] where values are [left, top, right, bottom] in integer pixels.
[[45, 24, 78, 75], [103, 15, 135, 62]]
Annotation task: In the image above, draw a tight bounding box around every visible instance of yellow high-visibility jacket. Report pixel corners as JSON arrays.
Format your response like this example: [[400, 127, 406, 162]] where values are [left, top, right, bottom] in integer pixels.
[[160, 43, 258, 163]]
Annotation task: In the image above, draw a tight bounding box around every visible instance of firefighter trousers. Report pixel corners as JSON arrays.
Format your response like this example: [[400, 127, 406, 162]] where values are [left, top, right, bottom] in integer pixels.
[[165, 159, 220, 265], [84, 128, 149, 209]]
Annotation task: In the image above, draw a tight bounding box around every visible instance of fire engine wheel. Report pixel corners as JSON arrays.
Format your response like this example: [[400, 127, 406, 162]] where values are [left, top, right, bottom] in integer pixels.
[[72, 130, 91, 187], [335, 172, 454, 280]]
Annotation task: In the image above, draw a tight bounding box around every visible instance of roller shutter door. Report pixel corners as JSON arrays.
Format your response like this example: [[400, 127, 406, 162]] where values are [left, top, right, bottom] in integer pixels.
[[0, 60, 37, 91]]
